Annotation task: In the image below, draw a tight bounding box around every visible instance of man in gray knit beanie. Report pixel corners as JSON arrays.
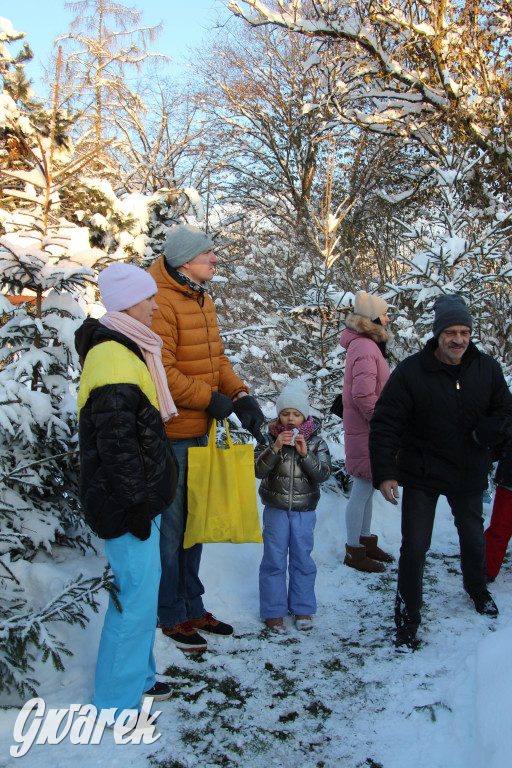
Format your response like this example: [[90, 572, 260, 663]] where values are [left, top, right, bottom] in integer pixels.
[[164, 224, 215, 269], [369, 293, 512, 650], [148, 223, 265, 653]]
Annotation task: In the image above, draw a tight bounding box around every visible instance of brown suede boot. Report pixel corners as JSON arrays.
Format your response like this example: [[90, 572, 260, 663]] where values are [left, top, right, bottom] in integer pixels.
[[344, 544, 385, 573], [360, 534, 395, 563]]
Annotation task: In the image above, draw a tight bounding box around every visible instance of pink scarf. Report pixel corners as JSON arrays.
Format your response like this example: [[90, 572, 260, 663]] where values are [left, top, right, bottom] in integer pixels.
[[269, 415, 316, 442], [99, 311, 177, 423]]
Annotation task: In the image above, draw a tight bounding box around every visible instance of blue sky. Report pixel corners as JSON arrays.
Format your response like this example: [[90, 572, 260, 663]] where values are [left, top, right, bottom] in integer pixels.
[[9, 0, 231, 90]]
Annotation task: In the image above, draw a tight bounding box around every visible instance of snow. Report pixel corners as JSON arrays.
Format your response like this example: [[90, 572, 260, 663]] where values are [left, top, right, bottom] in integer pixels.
[[303, 53, 321, 72], [1, 168, 47, 188], [183, 187, 205, 222], [0, 293, 15, 314], [377, 187, 416, 204], [0, 486, 510, 767], [0, 91, 18, 128]]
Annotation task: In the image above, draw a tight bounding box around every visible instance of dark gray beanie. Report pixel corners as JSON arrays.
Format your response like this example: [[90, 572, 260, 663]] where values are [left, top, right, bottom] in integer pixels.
[[163, 224, 215, 268], [433, 294, 472, 337]]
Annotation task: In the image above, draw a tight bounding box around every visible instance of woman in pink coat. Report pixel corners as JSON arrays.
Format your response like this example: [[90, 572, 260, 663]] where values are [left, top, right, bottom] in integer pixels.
[[340, 291, 394, 572]]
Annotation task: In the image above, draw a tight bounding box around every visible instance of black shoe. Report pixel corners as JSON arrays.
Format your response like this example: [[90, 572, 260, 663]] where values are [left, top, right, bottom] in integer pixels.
[[143, 681, 172, 701], [471, 589, 499, 617], [190, 612, 234, 637], [395, 626, 420, 652], [485, 574, 495, 584], [161, 621, 208, 651]]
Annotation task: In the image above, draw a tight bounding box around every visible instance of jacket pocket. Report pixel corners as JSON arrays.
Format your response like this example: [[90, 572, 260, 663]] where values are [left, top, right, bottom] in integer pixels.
[[396, 447, 427, 478]]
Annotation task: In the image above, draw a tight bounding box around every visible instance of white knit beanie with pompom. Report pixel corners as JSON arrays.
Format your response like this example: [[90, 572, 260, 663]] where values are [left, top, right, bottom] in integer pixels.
[[275, 379, 310, 418]]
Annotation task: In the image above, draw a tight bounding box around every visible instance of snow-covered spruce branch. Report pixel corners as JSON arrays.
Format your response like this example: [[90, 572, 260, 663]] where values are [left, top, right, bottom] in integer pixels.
[[0, 557, 21, 584], [0, 451, 78, 484], [221, 325, 277, 338], [0, 567, 118, 697]]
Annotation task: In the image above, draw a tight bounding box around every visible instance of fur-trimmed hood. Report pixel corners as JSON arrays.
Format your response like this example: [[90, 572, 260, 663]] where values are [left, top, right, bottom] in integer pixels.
[[341, 313, 392, 347]]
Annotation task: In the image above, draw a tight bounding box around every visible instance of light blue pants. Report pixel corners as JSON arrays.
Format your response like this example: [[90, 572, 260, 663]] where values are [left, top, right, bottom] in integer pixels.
[[157, 436, 207, 627], [259, 505, 317, 619], [93, 515, 161, 714]]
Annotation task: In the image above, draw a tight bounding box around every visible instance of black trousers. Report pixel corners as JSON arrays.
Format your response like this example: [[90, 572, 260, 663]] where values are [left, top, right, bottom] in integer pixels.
[[395, 487, 486, 630]]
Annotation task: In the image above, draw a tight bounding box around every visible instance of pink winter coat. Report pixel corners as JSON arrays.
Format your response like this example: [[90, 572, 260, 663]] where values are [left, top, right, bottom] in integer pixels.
[[340, 314, 391, 481]]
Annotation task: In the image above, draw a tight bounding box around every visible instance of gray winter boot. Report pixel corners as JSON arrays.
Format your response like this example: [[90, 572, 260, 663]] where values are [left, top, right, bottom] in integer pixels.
[[344, 544, 385, 573]]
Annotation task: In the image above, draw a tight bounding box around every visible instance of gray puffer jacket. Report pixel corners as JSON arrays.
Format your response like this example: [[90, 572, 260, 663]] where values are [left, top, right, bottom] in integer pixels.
[[255, 420, 331, 511]]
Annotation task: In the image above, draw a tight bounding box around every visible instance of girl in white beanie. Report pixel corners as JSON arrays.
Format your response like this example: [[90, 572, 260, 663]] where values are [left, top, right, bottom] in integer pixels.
[[255, 380, 331, 633]]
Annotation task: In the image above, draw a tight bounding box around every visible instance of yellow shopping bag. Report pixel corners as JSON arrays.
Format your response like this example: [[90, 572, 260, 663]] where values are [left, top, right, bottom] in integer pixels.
[[184, 419, 262, 548]]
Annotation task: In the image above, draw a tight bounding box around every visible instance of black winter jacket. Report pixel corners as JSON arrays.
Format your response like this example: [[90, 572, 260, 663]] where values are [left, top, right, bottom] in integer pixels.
[[369, 339, 512, 495], [255, 421, 331, 511], [75, 319, 178, 539]]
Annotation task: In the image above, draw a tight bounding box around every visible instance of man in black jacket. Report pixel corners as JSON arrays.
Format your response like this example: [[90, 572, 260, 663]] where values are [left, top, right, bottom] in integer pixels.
[[370, 294, 512, 650]]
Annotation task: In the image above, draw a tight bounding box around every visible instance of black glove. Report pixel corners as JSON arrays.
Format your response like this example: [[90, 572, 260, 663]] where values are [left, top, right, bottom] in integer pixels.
[[233, 395, 266, 443], [206, 391, 234, 420], [473, 416, 507, 448], [126, 504, 152, 541]]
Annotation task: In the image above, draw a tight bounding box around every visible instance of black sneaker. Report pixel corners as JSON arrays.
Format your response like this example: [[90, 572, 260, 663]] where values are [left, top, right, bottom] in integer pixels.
[[143, 681, 172, 701], [395, 626, 421, 652], [471, 589, 499, 617], [161, 620, 208, 651], [190, 612, 234, 637]]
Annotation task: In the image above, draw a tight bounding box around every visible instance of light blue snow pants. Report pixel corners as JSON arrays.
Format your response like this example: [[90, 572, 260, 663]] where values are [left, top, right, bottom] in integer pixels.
[[259, 505, 317, 619], [93, 515, 161, 714]]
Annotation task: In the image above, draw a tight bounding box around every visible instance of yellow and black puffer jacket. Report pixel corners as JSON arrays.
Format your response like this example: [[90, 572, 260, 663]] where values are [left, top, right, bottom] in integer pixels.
[[149, 256, 248, 439], [76, 319, 177, 539]]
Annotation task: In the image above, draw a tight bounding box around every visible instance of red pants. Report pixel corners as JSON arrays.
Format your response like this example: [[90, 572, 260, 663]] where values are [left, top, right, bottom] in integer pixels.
[[485, 485, 512, 578]]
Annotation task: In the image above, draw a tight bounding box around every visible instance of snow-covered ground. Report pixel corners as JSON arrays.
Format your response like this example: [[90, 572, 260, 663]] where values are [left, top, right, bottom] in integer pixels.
[[1, 472, 511, 768]]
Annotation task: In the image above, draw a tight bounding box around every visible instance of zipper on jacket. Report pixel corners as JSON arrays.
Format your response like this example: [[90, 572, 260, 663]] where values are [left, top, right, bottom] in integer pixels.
[[456, 380, 460, 390], [197, 295, 215, 377], [288, 448, 295, 511]]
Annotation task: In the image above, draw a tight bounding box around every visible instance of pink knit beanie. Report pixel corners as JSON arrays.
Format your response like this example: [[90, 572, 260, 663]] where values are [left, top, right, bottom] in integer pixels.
[[98, 262, 157, 311]]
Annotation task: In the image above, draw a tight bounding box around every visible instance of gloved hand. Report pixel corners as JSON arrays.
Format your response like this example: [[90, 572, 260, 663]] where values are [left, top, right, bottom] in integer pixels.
[[473, 416, 507, 448], [126, 504, 152, 541], [233, 395, 266, 443], [206, 391, 234, 420]]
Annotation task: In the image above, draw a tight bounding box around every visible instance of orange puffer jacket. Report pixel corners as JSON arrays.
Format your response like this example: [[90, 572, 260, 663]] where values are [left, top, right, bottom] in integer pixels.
[[149, 256, 248, 439]]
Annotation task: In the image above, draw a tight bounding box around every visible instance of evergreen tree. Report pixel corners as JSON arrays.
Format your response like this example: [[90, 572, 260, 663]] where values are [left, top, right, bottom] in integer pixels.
[[0, 28, 114, 698]]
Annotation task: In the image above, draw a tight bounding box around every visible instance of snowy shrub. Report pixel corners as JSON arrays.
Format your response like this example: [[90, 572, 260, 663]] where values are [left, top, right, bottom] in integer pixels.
[[382, 152, 512, 370]]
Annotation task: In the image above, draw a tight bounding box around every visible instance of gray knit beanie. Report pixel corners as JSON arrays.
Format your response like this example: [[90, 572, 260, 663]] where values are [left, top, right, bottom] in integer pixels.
[[433, 294, 472, 338], [354, 290, 388, 321], [276, 379, 310, 418], [163, 224, 215, 268]]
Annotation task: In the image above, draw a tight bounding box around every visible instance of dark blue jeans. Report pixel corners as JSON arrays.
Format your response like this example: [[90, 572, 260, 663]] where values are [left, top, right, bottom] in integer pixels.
[[396, 487, 486, 629], [157, 435, 207, 627]]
